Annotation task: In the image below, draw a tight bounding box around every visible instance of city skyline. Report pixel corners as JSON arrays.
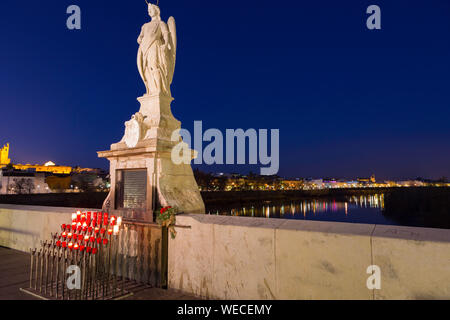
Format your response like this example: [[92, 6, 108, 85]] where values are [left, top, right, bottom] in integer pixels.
[[1, 1, 449, 180]]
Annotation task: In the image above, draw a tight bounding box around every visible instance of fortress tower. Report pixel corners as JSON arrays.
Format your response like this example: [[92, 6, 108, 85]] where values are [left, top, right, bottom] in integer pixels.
[[0, 143, 11, 166]]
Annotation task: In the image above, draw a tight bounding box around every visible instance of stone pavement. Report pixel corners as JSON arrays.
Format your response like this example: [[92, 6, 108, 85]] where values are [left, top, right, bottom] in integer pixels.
[[0, 246, 200, 300]]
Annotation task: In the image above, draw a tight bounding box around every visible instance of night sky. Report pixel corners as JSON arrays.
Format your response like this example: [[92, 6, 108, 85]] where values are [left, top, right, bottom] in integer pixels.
[[0, 0, 449, 180]]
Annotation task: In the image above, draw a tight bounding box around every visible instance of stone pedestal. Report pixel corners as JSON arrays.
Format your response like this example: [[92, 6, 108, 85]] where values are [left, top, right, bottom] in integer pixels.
[[98, 94, 205, 222]]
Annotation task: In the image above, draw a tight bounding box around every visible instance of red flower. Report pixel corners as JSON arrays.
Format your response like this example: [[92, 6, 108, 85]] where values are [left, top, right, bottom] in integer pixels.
[[160, 206, 173, 214]]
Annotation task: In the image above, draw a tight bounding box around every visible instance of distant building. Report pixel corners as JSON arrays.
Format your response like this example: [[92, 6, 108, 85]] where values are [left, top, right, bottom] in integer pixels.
[[397, 180, 425, 187], [0, 169, 50, 194], [281, 179, 304, 190], [358, 174, 376, 184]]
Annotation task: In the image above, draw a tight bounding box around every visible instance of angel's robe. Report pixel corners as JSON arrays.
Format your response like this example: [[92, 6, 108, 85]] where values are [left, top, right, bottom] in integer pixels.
[[137, 19, 171, 96]]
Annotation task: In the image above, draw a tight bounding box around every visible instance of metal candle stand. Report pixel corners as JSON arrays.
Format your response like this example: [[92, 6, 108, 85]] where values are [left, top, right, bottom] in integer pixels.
[[20, 211, 146, 300]]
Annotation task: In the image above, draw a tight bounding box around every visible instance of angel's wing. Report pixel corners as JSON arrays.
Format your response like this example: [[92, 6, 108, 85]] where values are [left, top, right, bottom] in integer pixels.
[[167, 17, 177, 82]]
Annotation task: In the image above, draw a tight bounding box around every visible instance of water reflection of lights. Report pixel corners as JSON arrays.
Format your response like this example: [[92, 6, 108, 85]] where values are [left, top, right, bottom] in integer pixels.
[[209, 194, 385, 220]]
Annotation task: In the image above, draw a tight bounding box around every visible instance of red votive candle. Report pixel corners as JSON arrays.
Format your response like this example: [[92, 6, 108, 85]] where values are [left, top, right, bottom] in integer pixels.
[[86, 247, 92, 253], [56, 241, 61, 247], [62, 242, 67, 248], [62, 232, 67, 239], [96, 237, 101, 244], [68, 242, 73, 250], [74, 244, 79, 251], [94, 227, 99, 234], [100, 228, 106, 235], [103, 239, 108, 246], [61, 224, 66, 231], [107, 229, 113, 236], [92, 248, 98, 255]]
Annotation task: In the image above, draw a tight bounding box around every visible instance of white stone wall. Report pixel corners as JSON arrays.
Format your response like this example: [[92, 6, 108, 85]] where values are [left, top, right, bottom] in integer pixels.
[[169, 215, 450, 300]]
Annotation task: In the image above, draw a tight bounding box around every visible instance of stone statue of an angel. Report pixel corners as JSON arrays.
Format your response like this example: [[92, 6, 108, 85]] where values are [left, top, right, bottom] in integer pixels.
[[137, 2, 177, 97]]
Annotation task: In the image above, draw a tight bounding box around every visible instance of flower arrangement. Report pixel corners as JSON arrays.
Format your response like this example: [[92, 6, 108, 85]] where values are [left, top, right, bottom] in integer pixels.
[[156, 206, 178, 239]]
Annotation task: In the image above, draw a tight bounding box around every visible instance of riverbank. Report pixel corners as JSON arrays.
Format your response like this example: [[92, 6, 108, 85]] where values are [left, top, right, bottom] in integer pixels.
[[0, 187, 447, 209]]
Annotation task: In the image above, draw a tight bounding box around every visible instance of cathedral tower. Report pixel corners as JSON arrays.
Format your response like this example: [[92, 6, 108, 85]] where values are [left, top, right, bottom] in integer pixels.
[[0, 143, 11, 165]]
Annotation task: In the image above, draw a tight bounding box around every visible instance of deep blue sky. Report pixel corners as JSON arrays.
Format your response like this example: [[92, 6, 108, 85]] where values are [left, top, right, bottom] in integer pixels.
[[0, 0, 449, 180]]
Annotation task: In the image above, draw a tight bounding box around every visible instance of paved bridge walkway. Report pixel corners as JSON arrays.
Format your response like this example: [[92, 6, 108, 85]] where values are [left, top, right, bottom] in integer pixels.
[[0, 247, 199, 300]]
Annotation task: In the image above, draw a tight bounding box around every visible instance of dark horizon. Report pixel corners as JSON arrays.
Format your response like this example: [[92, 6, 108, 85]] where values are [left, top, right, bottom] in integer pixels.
[[1, 0, 449, 181]]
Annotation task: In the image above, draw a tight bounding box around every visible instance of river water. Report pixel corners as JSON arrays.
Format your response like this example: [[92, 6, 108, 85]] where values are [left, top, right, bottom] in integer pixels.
[[207, 193, 397, 226]]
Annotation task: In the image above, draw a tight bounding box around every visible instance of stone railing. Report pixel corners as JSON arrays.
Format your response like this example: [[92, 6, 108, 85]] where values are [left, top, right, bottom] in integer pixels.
[[168, 214, 450, 300]]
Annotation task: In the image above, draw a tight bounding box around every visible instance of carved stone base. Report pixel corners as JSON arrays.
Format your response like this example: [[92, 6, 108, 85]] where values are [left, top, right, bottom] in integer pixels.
[[98, 94, 205, 221]]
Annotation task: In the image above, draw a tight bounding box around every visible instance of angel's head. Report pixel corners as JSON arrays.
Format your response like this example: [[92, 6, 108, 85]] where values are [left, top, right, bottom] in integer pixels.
[[147, 4, 160, 19]]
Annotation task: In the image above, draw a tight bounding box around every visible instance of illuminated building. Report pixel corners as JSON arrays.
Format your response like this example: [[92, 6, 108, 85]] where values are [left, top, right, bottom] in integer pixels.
[[13, 162, 72, 175], [0, 143, 11, 166], [1, 143, 72, 174]]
